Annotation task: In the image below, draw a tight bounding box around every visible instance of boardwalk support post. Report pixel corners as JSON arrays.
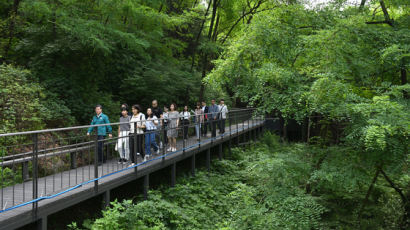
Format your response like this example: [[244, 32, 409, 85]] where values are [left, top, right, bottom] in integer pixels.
[[37, 216, 47, 230], [171, 163, 176, 187], [206, 148, 211, 172], [218, 144, 223, 160], [143, 174, 149, 200], [104, 190, 110, 209], [191, 154, 196, 177]]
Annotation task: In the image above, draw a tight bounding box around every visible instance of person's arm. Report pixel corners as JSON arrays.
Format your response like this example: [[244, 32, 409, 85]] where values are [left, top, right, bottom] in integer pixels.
[[176, 113, 180, 127], [140, 114, 146, 129], [105, 115, 113, 138], [118, 118, 121, 136], [87, 117, 95, 135], [153, 116, 159, 125]]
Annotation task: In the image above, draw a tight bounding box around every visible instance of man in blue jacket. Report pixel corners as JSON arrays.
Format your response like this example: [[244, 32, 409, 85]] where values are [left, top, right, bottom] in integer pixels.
[[208, 99, 219, 138], [87, 105, 112, 164]]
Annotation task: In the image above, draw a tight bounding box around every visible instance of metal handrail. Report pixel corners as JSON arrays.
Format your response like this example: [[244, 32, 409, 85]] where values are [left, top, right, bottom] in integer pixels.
[[0, 108, 254, 137]]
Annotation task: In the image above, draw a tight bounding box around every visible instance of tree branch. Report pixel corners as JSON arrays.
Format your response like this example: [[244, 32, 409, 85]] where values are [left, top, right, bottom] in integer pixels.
[[380, 169, 408, 204], [221, 2, 277, 44]]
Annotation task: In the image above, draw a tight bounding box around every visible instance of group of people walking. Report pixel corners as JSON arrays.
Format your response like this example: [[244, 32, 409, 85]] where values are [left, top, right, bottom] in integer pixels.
[[86, 99, 228, 166]]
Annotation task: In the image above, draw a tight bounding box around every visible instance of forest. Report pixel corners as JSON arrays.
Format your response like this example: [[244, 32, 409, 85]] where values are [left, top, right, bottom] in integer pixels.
[[0, 0, 409, 229]]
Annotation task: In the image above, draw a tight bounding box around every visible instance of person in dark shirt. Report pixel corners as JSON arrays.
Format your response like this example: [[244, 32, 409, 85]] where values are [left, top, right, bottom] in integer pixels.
[[201, 101, 209, 137], [208, 99, 219, 138], [151, 100, 164, 148], [120, 103, 132, 117]]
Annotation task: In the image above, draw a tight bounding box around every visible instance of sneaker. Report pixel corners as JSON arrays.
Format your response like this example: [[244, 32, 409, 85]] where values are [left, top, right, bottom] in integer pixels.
[[172, 147, 176, 152], [156, 149, 160, 154], [136, 152, 140, 156], [143, 155, 149, 162], [167, 147, 172, 152], [130, 163, 135, 167], [118, 159, 122, 164]]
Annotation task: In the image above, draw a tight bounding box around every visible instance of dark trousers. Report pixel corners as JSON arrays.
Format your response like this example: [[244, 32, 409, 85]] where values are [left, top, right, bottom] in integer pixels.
[[182, 119, 189, 140], [97, 135, 105, 164], [219, 119, 226, 134], [211, 119, 217, 137], [202, 119, 208, 136], [129, 134, 144, 163], [163, 123, 168, 144]]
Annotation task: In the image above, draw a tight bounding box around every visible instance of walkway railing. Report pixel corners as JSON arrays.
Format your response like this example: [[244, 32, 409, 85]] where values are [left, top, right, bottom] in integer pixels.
[[0, 108, 263, 214]]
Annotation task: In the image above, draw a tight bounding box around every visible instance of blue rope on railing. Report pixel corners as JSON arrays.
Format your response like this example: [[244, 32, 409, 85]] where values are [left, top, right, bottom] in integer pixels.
[[0, 123, 258, 214]]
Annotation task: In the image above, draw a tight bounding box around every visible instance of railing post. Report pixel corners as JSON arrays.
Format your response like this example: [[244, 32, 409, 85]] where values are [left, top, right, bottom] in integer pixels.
[[162, 121, 166, 162], [182, 119, 185, 155], [22, 161, 29, 181], [94, 134, 99, 193], [198, 117, 201, 149], [248, 118, 250, 146], [134, 122, 138, 174], [228, 112, 232, 157], [70, 152, 77, 169], [32, 133, 38, 218], [236, 112, 239, 146]]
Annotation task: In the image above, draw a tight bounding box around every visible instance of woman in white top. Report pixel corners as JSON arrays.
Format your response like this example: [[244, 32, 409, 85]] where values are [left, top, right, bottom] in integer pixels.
[[145, 108, 159, 161], [180, 105, 191, 140], [129, 104, 145, 165]]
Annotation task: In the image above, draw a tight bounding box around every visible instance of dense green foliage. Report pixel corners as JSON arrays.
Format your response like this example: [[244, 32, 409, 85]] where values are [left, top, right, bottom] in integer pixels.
[[1, 0, 408, 228], [207, 1, 409, 227], [69, 134, 407, 229], [1, 0, 279, 126]]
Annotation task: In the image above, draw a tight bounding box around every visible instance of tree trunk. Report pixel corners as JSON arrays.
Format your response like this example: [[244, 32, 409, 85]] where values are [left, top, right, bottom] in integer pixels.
[[359, 0, 367, 10], [199, 0, 219, 101], [2, 0, 21, 63], [358, 167, 381, 225], [380, 169, 410, 229], [190, 0, 212, 71]]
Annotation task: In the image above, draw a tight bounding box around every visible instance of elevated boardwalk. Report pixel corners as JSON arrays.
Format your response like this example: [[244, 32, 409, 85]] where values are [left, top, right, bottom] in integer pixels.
[[0, 113, 264, 230]]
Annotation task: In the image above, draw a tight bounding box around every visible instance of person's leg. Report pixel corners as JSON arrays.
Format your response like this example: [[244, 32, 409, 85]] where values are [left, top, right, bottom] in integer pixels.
[[138, 134, 145, 158], [145, 133, 151, 156], [212, 120, 216, 137], [98, 135, 104, 164], [118, 132, 124, 161], [167, 137, 172, 151], [195, 123, 199, 139], [218, 117, 222, 133], [129, 136, 135, 163], [221, 119, 226, 134], [124, 132, 130, 161], [202, 120, 207, 136], [184, 120, 189, 140], [164, 124, 168, 145], [151, 133, 159, 152]]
